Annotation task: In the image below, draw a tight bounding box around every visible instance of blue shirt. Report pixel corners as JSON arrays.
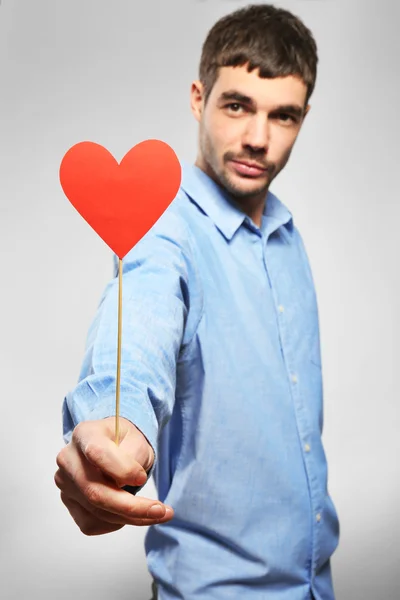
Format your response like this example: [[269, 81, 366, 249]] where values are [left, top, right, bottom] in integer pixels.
[[63, 162, 340, 600]]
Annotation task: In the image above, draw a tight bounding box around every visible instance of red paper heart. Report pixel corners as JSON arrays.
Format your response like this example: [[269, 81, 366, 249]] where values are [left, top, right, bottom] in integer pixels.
[[59, 139, 182, 258]]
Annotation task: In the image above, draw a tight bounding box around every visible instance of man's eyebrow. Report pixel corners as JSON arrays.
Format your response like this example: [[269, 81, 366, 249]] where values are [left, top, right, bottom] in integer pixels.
[[219, 91, 255, 106], [273, 104, 304, 119], [219, 91, 304, 118]]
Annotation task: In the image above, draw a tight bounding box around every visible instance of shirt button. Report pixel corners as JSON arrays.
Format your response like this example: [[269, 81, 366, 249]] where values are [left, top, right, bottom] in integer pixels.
[[278, 305, 284, 313], [304, 443, 311, 452], [316, 513, 321, 522], [291, 374, 298, 383]]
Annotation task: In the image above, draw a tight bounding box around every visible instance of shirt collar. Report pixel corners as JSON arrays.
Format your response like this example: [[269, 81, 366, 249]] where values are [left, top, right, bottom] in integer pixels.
[[180, 161, 294, 241]]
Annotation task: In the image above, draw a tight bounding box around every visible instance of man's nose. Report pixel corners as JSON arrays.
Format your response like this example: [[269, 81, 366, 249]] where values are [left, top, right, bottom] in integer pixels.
[[242, 115, 269, 152]]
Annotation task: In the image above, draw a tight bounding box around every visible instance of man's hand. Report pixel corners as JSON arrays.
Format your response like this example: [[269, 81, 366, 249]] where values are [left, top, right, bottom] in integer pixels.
[[54, 416, 174, 535]]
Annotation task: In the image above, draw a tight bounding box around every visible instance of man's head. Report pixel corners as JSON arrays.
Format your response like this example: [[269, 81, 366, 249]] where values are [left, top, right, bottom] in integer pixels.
[[191, 3, 318, 215]]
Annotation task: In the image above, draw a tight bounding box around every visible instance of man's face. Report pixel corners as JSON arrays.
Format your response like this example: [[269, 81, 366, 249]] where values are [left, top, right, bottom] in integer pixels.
[[191, 65, 310, 204]]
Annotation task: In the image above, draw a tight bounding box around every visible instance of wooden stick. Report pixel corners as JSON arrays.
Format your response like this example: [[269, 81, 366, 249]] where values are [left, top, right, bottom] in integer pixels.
[[115, 257, 123, 445]]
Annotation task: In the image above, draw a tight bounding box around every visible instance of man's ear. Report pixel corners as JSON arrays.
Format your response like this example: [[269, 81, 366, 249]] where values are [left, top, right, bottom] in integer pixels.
[[190, 80, 205, 122]]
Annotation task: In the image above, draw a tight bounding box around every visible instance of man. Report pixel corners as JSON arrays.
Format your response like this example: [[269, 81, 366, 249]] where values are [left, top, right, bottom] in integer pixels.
[[55, 4, 340, 599]]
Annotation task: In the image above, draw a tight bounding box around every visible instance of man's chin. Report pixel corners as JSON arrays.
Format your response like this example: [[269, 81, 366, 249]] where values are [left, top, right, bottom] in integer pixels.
[[221, 170, 269, 199]]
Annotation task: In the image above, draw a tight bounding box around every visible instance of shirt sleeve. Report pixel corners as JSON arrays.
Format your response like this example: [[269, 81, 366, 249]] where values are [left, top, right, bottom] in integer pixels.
[[62, 205, 202, 485]]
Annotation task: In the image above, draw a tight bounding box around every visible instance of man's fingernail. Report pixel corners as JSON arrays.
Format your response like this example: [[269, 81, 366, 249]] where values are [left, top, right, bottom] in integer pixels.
[[148, 504, 165, 517]]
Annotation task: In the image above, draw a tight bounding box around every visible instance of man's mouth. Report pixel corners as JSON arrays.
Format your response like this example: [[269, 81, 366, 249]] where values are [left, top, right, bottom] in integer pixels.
[[229, 160, 268, 177]]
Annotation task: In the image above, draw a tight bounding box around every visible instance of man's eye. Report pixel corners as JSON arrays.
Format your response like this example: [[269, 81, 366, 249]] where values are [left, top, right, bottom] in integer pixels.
[[277, 113, 296, 123], [226, 103, 244, 113]]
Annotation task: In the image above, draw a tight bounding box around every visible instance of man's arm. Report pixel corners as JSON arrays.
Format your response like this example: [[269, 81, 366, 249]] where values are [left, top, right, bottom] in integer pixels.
[[55, 207, 202, 534]]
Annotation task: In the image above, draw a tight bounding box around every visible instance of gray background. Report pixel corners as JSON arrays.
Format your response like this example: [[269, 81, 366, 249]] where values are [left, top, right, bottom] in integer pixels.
[[0, 0, 398, 598]]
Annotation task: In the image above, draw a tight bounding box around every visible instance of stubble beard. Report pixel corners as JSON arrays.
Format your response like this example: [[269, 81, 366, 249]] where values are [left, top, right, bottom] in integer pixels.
[[200, 128, 277, 202]]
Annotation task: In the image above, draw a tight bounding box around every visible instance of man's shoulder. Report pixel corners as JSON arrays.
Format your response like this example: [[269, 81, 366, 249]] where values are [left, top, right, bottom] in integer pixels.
[[124, 188, 200, 264], [147, 187, 200, 241]]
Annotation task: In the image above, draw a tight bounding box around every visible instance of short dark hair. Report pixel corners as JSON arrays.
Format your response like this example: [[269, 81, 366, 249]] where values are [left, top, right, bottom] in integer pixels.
[[199, 3, 318, 108]]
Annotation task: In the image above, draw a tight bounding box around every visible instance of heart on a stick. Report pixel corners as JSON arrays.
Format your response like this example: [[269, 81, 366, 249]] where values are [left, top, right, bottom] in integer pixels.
[[59, 139, 182, 258]]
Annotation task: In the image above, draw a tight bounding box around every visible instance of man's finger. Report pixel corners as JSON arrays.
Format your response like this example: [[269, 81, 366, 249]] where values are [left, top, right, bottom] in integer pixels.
[[56, 447, 172, 520], [56, 470, 174, 526], [61, 493, 125, 536], [56, 471, 131, 526]]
